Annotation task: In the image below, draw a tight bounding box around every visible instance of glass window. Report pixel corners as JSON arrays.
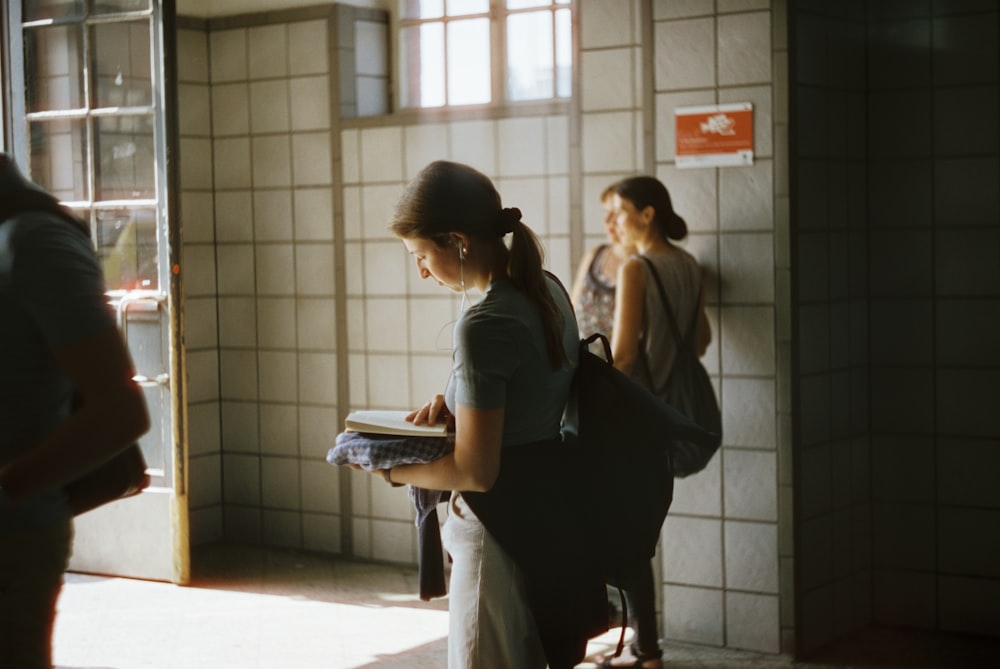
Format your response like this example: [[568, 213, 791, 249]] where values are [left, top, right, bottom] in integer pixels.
[[96, 207, 158, 291], [91, 20, 153, 108], [447, 18, 491, 106], [28, 118, 89, 201], [22, 0, 86, 22], [14, 1, 164, 292], [24, 24, 85, 112], [399, 0, 572, 109]]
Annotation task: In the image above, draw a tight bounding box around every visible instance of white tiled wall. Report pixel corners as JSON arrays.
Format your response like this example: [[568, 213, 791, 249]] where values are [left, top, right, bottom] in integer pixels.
[[178, 11, 343, 554], [179, 0, 791, 654], [644, 0, 788, 654], [172, 0, 999, 656]]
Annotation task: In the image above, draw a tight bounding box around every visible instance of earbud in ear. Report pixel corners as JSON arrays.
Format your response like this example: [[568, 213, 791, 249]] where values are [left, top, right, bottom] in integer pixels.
[[459, 247, 467, 260]]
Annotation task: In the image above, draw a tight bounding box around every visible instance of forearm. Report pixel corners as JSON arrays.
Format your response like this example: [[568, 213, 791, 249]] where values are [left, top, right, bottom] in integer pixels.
[[0, 387, 149, 502], [386, 404, 503, 492], [388, 451, 493, 493]]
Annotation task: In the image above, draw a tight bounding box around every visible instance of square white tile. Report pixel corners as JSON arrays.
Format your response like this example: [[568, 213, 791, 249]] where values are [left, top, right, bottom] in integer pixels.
[[253, 243, 295, 296], [252, 135, 292, 188], [298, 352, 338, 406], [723, 449, 777, 521], [185, 350, 220, 404], [655, 18, 716, 90], [289, 76, 331, 131], [359, 126, 404, 182], [257, 297, 298, 349], [258, 350, 298, 403], [261, 456, 301, 508], [291, 132, 333, 186], [250, 80, 290, 134], [498, 117, 546, 177], [248, 24, 288, 80], [214, 190, 254, 242], [295, 243, 336, 296], [259, 403, 299, 457], [296, 297, 337, 351], [217, 296, 257, 348], [209, 29, 247, 83], [725, 520, 779, 592], [253, 189, 294, 242], [289, 20, 328, 76], [663, 516, 723, 587]]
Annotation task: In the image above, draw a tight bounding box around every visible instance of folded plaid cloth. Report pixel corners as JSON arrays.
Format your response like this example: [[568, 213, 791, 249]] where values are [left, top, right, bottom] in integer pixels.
[[328, 430, 455, 471], [327, 430, 453, 600]]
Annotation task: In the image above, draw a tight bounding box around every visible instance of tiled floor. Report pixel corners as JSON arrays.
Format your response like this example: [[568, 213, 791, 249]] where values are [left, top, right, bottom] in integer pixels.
[[53, 544, 1000, 669]]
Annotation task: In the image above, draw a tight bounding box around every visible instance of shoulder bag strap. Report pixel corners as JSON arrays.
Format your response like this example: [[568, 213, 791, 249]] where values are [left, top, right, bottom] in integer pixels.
[[637, 255, 705, 397], [638, 255, 689, 348]]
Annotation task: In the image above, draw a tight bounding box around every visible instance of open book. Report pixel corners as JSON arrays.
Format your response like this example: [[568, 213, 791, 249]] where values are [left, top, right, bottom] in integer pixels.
[[344, 410, 449, 437]]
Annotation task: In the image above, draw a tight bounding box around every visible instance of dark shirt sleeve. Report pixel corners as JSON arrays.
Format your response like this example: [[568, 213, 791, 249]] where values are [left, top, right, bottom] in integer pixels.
[[10, 215, 115, 348]]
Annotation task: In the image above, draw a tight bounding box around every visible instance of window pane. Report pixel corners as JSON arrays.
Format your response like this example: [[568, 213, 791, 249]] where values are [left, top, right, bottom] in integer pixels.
[[446, 0, 488, 16], [92, 20, 152, 108], [24, 25, 85, 112], [506, 0, 551, 9], [447, 18, 490, 105], [506, 11, 553, 101], [28, 118, 89, 201], [97, 207, 158, 291], [92, 0, 152, 14], [401, 0, 443, 20], [95, 114, 155, 200], [22, 0, 84, 22], [555, 8, 571, 98], [400, 23, 445, 107]]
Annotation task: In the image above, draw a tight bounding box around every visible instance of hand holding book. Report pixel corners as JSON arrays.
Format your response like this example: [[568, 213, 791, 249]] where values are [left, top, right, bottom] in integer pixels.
[[344, 410, 449, 437]]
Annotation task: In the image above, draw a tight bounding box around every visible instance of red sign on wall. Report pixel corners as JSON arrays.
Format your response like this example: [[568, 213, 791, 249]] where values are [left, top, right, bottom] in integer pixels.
[[675, 102, 754, 168]]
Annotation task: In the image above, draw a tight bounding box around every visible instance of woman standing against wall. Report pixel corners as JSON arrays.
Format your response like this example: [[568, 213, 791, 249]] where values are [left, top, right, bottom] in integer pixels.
[[598, 175, 711, 669], [570, 184, 635, 342]]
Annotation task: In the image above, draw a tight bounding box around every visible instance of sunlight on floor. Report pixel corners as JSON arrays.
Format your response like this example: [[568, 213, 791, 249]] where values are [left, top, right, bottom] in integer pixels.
[[54, 570, 450, 669]]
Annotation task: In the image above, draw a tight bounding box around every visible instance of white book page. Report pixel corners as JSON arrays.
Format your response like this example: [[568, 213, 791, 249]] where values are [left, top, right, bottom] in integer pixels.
[[344, 410, 448, 437]]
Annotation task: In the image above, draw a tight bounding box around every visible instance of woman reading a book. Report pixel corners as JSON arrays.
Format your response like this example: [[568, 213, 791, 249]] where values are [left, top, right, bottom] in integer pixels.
[[365, 160, 605, 669]]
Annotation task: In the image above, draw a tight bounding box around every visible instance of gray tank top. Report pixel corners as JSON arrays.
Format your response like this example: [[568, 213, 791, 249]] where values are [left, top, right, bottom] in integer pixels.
[[633, 247, 703, 397]]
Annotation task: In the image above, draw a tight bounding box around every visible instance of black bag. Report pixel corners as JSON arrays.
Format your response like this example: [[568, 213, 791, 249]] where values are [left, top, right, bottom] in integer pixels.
[[562, 332, 717, 571], [1, 187, 149, 515], [640, 256, 722, 477]]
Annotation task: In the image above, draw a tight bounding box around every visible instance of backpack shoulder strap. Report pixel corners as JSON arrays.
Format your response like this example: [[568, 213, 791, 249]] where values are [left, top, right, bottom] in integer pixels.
[[638, 255, 686, 346]]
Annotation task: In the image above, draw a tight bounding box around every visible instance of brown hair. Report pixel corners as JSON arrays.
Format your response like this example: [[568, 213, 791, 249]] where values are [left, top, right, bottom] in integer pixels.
[[391, 161, 567, 369], [612, 175, 687, 241]]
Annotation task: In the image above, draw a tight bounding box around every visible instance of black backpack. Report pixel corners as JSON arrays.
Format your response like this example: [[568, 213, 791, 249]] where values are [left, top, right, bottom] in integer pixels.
[[639, 255, 722, 477]]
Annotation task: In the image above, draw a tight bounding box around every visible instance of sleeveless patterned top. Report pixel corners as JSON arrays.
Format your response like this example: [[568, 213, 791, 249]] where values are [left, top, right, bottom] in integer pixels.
[[576, 244, 617, 341]]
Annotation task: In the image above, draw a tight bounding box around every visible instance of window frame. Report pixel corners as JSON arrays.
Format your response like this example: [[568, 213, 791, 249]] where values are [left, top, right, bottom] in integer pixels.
[[396, 0, 573, 112], [2, 0, 171, 296]]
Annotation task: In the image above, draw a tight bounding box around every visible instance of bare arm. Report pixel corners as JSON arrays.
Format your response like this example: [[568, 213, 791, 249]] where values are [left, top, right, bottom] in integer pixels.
[[388, 397, 504, 492], [610, 257, 646, 375], [569, 245, 600, 309], [696, 294, 712, 358], [0, 326, 151, 502]]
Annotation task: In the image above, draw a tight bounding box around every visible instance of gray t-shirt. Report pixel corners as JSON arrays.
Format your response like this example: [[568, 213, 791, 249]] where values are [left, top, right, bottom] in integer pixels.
[[634, 247, 703, 397], [1, 169, 115, 531], [446, 275, 579, 447]]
